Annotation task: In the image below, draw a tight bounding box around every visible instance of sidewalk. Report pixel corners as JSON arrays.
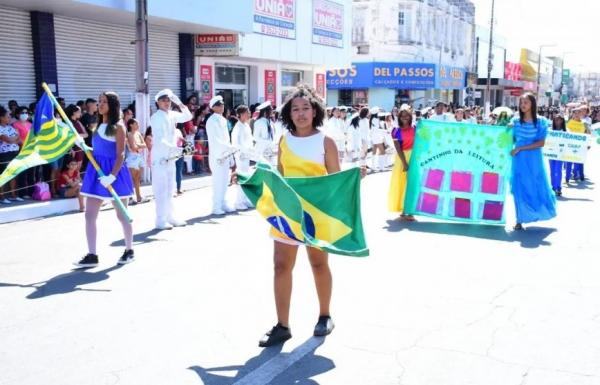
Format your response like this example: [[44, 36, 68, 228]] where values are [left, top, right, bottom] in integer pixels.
[[0, 174, 212, 224]]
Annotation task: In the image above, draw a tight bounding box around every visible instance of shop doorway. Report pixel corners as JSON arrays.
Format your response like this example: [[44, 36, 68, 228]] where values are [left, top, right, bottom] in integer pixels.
[[215, 64, 249, 112]]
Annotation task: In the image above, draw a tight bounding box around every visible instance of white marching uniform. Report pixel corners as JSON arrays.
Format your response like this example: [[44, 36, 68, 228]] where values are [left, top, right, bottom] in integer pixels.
[[346, 123, 362, 165], [150, 107, 192, 228], [206, 112, 235, 214], [358, 117, 370, 164], [253, 117, 275, 164], [231, 120, 254, 209], [325, 117, 346, 156]]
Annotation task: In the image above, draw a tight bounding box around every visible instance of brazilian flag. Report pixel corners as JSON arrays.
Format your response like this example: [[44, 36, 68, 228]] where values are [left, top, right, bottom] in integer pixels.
[[239, 163, 369, 257], [0, 93, 76, 187]]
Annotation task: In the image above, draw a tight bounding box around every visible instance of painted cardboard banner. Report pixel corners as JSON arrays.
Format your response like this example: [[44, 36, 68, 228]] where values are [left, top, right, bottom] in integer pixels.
[[404, 120, 513, 224], [254, 0, 296, 40], [312, 0, 344, 48], [543, 131, 590, 164]]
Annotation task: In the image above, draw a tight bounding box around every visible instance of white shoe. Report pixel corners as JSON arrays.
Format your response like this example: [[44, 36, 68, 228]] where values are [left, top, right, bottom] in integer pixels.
[[13, 197, 24, 202], [156, 222, 173, 230], [235, 204, 248, 210], [168, 219, 187, 227], [212, 208, 225, 215], [1, 199, 12, 204], [224, 205, 236, 213]]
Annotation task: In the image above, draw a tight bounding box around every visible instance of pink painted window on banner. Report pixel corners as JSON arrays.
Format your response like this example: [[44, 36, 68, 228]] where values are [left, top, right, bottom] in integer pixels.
[[482, 200, 504, 221], [418, 192, 441, 215], [424, 169, 444, 191], [450, 171, 473, 193], [481, 172, 500, 194], [453, 198, 471, 219]]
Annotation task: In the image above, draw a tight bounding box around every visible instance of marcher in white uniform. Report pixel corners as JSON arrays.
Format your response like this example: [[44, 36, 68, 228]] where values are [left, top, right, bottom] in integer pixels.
[[345, 113, 362, 167], [206, 95, 236, 215], [253, 101, 275, 164], [231, 104, 254, 209], [325, 107, 346, 161], [381, 112, 395, 168], [357, 107, 371, 166], [369, 107, 384, 171], [150, 89, 192, 230], [429, 101, 456, 122]]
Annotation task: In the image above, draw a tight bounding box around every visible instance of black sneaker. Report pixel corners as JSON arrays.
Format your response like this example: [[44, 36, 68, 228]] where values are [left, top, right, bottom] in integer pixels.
[[313, 315, 335, 337], [259, 323, 292, 347], [74, 253, 99, 268], [117, 249, 135, 265]]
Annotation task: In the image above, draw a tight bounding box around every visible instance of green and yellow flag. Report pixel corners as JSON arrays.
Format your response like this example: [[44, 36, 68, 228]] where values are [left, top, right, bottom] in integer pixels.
[[239, 163, 369, 257], [0, 93, 76, 187]]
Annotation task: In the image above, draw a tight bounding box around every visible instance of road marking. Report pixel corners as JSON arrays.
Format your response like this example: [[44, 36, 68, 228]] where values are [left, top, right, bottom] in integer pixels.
[[232, 337, 324, 385]]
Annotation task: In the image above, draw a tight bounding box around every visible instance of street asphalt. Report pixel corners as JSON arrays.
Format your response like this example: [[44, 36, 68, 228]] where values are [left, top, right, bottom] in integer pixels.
[[1, 151, 599, 385]]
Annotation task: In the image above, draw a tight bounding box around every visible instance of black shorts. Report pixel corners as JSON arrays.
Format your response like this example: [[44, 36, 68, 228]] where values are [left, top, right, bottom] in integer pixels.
[[0, 151, 18, 174]]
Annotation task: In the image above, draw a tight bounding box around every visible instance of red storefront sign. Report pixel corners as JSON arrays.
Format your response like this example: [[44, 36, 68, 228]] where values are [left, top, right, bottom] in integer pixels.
[[265, 70, 277, 105], [504, 62, 522, 81], [315, 73, 325, 98], [199, 65, 213, 104]]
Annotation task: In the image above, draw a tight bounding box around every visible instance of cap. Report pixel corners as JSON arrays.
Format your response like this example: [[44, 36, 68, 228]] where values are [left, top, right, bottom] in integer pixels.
[[400, 103, 411, 111], [369, 106, 380, 115], [209, 95, 224, 108], [256, 100, 272, 111], [155, 88, 173, 102], [378, 112, 391, 118], [339, 105, 348, 111], [435, 101, 447, 107]]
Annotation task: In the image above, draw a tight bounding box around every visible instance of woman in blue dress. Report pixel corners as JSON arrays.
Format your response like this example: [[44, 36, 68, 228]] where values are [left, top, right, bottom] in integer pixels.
[[75, 91, 134, 267], [510, 93, 556, 230]]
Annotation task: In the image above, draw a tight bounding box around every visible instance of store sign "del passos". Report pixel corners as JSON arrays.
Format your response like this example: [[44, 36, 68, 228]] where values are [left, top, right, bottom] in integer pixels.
[[326, 62, 436, 89]]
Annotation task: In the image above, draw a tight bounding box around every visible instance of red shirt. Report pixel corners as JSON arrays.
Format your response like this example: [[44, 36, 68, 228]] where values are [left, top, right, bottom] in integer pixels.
[[393, 125, 416, 151], [58, 169, 79, 188]]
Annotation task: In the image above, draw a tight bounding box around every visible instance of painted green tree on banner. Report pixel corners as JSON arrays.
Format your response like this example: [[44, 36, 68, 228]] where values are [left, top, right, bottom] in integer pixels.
[[404, 120, 513, 224]]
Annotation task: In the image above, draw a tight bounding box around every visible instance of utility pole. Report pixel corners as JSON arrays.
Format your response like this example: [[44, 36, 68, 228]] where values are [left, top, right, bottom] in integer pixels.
[[135, 0, 149, 135], [485, 0, 495, 119]]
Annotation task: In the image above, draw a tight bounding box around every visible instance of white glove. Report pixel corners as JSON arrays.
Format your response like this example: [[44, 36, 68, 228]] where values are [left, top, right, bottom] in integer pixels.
[[169, 94, 183, 106], [98, 174, 116, 188]]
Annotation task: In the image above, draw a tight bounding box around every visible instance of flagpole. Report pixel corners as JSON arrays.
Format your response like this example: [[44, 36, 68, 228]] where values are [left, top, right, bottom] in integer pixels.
[[41, 83, 133, 223]]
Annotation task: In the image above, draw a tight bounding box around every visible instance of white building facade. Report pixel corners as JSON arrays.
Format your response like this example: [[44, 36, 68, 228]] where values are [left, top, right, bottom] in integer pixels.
[[327, 0, 476, 110]]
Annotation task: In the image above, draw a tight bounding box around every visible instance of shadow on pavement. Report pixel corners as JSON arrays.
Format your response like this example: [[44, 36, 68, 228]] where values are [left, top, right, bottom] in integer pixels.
[[111, 228, 172, 247], [566, 180, 594, 190], [188, 337, 334, 385], [0, 265, 122, 299], [556, 196, 592, 202], [385, 220, 556, 248]]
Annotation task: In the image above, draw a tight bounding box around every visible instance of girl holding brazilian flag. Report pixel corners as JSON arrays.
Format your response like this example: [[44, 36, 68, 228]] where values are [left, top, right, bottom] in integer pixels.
[[236, 84, 368, 347]]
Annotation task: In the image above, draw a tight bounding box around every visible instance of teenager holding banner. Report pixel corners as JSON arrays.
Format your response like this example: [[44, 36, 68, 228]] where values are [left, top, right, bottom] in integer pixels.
[[389, 108, 416, 220], [509, 93, 556, 231], [75, 92, 134, 267], [549, 115, 566, 196], [565, 106, 589, 182]]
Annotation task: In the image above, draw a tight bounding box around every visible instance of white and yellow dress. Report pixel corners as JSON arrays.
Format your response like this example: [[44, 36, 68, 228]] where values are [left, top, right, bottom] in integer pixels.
[[271, 130, 327, 245]]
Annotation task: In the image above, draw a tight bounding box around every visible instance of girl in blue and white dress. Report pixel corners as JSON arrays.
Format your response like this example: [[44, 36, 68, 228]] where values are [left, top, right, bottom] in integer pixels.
[[75, 91, 134, 268], [510, 93, 556, 230]]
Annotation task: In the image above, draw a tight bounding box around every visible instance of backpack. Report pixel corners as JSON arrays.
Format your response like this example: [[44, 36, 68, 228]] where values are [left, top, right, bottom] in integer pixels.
[[32, 181, 51, 201]]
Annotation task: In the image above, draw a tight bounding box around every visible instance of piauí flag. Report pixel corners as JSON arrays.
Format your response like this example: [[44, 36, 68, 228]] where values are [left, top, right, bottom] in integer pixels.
[[239, 163, 369, 257], [0, 93, 77, 187]]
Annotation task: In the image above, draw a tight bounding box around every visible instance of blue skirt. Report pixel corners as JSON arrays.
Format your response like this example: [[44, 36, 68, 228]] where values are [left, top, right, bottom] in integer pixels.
[[81, 155, 133, 200], [511, 148, 556, 224]]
